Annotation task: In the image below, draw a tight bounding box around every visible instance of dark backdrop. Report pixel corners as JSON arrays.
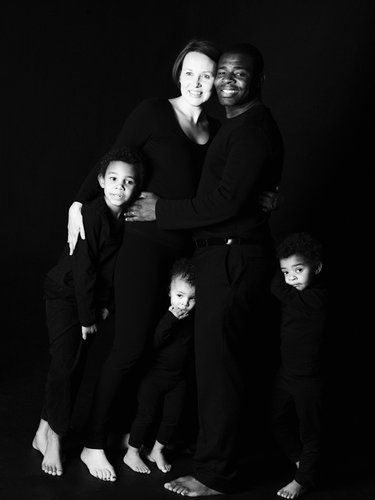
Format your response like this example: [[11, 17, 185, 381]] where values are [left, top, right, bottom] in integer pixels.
[[3, 0, 374, 460]]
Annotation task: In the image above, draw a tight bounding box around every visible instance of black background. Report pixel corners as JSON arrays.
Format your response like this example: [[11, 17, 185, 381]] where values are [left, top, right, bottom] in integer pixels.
[[2, 0, 374, 469]]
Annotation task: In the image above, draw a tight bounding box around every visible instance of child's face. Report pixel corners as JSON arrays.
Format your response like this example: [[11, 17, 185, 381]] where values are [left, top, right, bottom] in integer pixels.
[[98, 161, 138, 211], [280, 254, 317, 291], [169, 276, 196, 313]]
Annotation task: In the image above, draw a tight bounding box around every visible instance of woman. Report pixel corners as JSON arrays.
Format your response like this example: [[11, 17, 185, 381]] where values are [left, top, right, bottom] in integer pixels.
[[69, 39, 222, 481]]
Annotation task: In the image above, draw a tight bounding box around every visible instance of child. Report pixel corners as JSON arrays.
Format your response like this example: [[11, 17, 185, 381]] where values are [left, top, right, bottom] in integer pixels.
[[270, 232, 328, 499], [123, 258, 196, 474], [32, 148, 143, 477]]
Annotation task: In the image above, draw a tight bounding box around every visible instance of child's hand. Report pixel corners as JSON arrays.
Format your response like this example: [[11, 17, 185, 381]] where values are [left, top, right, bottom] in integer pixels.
[[169, 305, 189, 320], [82, 324, 97, 340], [100, 308, 110, 320]]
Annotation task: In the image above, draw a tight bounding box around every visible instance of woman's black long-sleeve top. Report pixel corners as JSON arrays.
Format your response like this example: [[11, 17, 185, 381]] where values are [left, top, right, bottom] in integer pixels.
[[75, 98, 221, 248]]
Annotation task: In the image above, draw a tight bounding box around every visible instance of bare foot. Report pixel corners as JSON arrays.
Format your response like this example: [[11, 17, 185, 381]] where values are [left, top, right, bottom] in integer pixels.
[[123, 446, 150, 474], [277, 479, 307, 499], [164, 476, 223, 496], [32, 424, 48, 456], [147, 447, 171, 473], [80, 447, 117, 481], [32, 420, 63, 476]]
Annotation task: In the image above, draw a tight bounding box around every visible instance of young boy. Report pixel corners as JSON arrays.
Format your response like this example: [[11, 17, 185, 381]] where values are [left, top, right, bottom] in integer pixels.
[[123, 258, 196, 474], [270, 232, 328, 499], [32, 148, 143, 477]]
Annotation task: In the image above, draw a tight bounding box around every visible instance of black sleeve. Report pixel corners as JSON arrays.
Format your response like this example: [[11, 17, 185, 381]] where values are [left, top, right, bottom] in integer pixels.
[[271, 269, 328, 311], [153, 310, 181, 348], [155, 123, 268, 229], [71, 205, 103, 326]]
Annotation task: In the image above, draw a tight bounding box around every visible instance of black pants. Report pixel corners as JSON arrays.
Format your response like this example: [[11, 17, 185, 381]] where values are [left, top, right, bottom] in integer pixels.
[[128, 372, 186, 448], [191, 244, 274, 493], [41, 289, 92, 436], [271, 372, 323, 487], [84, 232, 187, 448]]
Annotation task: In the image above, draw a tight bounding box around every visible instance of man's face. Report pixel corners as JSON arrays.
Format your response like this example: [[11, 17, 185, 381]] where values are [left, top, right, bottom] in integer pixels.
[[214, 51, 257, 110]]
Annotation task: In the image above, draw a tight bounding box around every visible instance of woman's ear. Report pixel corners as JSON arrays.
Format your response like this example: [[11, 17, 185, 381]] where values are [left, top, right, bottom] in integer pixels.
[[315, 262, 323, 275], [98, 174, 105, 188]]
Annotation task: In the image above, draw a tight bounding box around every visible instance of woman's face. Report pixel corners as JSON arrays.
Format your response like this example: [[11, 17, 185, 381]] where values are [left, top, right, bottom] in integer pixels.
[[179, 51, 217, 107]]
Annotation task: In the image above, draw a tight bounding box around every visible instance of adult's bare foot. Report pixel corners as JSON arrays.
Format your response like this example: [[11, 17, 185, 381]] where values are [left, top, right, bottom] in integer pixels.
[[277, 479, 307, 499], [123, 446, 150, 474], [164, 476, 223, 496], [80, 447, 117, 481]]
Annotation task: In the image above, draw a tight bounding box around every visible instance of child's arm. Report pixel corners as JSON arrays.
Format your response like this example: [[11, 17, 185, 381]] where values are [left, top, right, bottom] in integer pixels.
[[271, 269, 328, 310], [153, 310, 182, 348], [71, 204, 103, 328]]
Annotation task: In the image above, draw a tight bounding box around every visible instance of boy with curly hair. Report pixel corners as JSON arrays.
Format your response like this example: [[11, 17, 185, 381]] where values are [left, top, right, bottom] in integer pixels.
[[270, 232, 328, 499]]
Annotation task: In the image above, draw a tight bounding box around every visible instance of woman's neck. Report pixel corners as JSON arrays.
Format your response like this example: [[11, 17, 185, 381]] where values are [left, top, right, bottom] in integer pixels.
[[169, 97, 203, 124]]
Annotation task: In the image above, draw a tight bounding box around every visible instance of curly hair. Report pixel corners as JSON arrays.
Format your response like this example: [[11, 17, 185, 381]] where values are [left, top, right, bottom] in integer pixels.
[[172, 38, 221, 87], [276, 232, 323, 270], [96, 147, 144, 186], [170, 258, 195, 288]]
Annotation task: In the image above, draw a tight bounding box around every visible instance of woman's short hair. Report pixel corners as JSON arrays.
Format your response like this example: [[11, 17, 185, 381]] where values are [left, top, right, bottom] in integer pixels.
[[172, 39, 221, 87]]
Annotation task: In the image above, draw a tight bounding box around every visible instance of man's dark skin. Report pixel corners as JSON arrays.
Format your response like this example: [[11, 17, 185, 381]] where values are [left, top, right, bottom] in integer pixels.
[[125, 48, 273, 497]]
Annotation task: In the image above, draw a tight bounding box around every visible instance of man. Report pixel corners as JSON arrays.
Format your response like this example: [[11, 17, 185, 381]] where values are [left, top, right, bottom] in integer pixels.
[[126, 43, 284, 496]]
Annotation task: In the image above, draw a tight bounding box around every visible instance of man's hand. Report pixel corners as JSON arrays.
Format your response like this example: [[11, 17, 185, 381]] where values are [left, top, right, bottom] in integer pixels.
[[258, 186, 283, 213], [82, 323, 97, 340], [124, 192, 159, 222], [169, 305, 189, 320]]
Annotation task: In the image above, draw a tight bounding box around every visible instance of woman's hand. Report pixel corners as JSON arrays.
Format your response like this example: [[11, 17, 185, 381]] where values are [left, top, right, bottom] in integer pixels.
[[124, 192, 159, 222], [68, 202, 84, 255]]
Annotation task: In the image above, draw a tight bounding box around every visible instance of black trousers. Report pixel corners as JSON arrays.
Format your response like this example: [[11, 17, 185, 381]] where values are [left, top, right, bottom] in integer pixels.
[[128, 372, 186, 448], [41, 291, 92, 436], [84, 232, 187, 448], [271, 372, 323, 487], [191, 244, 274, 493]]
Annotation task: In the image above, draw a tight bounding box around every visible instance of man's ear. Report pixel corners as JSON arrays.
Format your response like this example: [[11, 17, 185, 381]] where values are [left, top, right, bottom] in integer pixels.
[[315, 262, 323, 275], [98, 174, 105, 188]]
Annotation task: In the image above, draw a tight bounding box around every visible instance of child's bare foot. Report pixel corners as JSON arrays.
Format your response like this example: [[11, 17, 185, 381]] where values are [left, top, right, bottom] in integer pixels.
[[32, 419, 49, 456], [80, 447, 117, 481], [123, 446, 150, 474], [147, 451, 171, 473], [32, 420, 63, 476], [147, 443, 171, 473], [277, 479, 307, 499], [164, 476, 223, 496]]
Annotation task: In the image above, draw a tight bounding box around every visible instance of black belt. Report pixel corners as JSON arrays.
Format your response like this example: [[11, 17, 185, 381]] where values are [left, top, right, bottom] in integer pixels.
[[194, 237, 253, 248]]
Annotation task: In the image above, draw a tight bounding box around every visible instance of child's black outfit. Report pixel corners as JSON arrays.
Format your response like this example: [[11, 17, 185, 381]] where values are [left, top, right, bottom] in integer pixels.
[[41, 196, 123, 436], [128, 310, 193, 449], [270, 270, 328, 488]]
